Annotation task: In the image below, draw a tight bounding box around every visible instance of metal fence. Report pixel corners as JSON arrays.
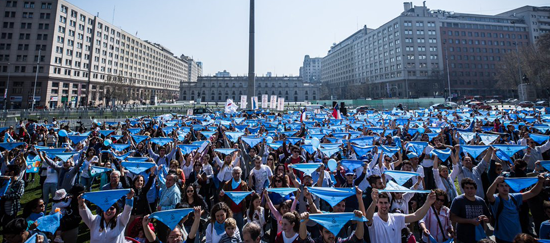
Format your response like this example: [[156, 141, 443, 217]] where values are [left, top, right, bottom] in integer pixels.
[[0, 103, 309, 126]]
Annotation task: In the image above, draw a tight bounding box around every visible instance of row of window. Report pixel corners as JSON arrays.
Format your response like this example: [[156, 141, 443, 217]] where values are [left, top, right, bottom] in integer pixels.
[[445, 30, 527, 39], [5, 1, 51, 9], [0, 43, 46, 51], [4, 11, 51, 19]]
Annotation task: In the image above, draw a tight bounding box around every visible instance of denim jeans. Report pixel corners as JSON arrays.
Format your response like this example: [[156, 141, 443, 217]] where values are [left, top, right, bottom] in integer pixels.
[[80, 176, 93, 192], [234, 212, 244, 233], [43, 182, 57, 206]]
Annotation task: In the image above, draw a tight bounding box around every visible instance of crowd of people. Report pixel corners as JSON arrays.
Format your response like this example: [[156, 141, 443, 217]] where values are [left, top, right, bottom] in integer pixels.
[[0, 105, 550, 243]]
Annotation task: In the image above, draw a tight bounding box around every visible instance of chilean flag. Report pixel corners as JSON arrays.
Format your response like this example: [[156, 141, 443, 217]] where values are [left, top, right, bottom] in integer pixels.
[[300, 108, 307, 122], [332, 103, 342, 119]]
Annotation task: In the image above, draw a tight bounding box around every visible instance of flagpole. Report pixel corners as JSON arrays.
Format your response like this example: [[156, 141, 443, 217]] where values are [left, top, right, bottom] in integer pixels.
[[4, 62, 10, 110]]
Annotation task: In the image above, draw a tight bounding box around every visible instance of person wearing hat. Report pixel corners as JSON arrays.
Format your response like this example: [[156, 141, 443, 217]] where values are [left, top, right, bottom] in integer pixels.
[[407, 152, 425, 190], [51, 189, 71, 216]]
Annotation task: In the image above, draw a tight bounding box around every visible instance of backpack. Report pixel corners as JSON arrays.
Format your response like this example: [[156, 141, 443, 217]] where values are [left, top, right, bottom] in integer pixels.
[[491, 195, 519, 231]]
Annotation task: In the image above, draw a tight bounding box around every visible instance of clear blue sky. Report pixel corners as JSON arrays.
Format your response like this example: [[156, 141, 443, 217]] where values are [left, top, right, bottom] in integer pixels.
[[69, 0, 548, 76]]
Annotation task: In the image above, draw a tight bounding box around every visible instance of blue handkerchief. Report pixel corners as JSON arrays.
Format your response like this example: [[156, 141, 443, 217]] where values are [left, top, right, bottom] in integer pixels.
[[121, 162, 156, 174], [307, 187, 356, 207], [214, 148, 238, 155], [150, 208, 194, 230], [178, 144, 200, 155], [36, 213, 61, 234], [266, 187, 298, 197], [99, 130, 114, 137], [319, 147, 340, 157], [406, 141, 428, 155], [307, 212, 366, 236], [150, 138, 173, 146], [241, 136, 264, 147], [478, 133, 499, 145], [340, 160, 364, 172], [530, 133, 550, 144], [91, 166, 112, 177], [0, 179, 11, 197], [132, 135, 149, 144], [24, 233, 37, 243], [125, 157, 149, 162], [384, 170, 419, 185], [459, 132, 477, 142], [301, 145, 316, 155], [111, 144, 130, 152], [504, 177, 538, 192], [431, 148, 452, 162], [128, 128, 142, 135], [224, 191, 252, 205], [0, 142, 26, 151], [541, 161, 550, 172], [67, 135, 88, 144], [225, 132, 245, 143], [461, 145, 490, 159], [351, 145, 376, 157], [492, 145, 527, 158], [82, 189, 130, 212], [286, 137, 303, 145], [289, 163, 323, 175], [379, 146, 400, 157]]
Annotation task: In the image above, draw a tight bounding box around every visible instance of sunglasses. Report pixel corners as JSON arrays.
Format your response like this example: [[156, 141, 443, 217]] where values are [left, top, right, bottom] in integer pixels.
[[187, 190, 194, 193], [436, 198, 445, 202], [275, 180, 282, 183], [107, 206, 116, 211]]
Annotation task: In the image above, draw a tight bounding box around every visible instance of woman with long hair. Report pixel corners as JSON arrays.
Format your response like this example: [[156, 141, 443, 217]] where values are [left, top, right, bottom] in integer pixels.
[[180, 184, 208, 243], [78, 189, 135, 243], [246, 193, 265, 237], [206, 202, 238, 243], [80, 147, 99, 192], [274, 211, 301, 243]]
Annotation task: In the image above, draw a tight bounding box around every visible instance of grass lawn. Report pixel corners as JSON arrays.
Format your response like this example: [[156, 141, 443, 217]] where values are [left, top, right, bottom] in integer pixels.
[[0, 176, 102, 243]]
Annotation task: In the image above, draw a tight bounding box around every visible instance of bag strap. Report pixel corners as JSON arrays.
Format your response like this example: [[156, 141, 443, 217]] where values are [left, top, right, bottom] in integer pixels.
[[432, 206, 447, 240], [495, 195, 519, 231]]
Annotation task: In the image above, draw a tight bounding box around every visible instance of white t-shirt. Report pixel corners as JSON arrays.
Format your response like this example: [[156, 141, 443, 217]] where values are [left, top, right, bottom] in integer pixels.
[[44, 164, 60, 184], [421, 145, 434, 167], [368, 213, 406, 243], [282, 231, 298, 243], [251, 165, 273, 193]]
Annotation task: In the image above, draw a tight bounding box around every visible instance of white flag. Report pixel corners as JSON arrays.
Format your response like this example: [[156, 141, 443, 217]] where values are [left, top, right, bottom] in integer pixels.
[[270, 95, 278, 109], [225, 99, 238, 114], [261, 94, 269, 109], [277, 97, 285, 111], [240, 95, 247, 109]]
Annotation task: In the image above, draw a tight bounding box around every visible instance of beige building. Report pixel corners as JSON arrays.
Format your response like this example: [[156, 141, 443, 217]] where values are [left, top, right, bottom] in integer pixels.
[[0, 0, 187, 109]]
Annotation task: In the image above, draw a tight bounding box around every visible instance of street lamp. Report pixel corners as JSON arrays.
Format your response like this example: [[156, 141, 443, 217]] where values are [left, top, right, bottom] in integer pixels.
[[31, 49, 41, 111]]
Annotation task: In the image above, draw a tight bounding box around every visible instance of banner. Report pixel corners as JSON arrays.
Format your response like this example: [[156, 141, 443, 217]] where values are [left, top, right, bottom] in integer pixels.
[[240, 95, 247, 109], [277, 97, 285, 111], [261, 94, 269, 109], [270, 95, 278, 109]]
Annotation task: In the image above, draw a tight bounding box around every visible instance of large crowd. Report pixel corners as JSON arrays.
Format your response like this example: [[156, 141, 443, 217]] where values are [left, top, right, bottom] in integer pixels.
[[1, 104, 550, 243]]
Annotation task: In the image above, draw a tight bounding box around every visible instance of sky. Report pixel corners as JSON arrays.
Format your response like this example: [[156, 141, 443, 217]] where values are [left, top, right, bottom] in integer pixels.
[[69, 0, 548, 76]]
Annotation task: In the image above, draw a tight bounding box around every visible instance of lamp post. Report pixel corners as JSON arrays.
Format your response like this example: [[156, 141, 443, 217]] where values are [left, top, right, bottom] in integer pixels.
[[4, 62, 10, 110], [443, 40, 452, 103], [31, 49, 40, 111]]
